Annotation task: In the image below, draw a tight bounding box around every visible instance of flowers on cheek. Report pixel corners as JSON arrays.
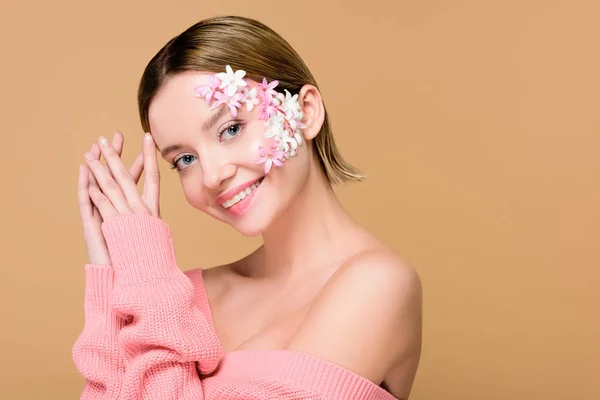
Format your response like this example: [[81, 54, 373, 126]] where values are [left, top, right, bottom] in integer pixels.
[[255, 143, 286, 174], [192, 65, 305, 174]]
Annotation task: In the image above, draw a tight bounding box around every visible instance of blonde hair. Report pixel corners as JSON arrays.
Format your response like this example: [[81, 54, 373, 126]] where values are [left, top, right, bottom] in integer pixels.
[[137, 15, 364, 184]]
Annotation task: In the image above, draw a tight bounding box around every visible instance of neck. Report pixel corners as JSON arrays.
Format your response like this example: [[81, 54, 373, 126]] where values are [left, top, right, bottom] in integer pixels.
[[244, 156, 366, 283]]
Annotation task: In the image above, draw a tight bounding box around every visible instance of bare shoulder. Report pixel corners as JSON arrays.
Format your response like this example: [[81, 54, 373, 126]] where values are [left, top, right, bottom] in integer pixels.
[[332, 247, 421, 293], [285, 247, 422, 397]]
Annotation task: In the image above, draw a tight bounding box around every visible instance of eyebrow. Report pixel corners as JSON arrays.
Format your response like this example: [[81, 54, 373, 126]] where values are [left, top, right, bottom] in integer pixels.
[[160, 106, 229, 158]]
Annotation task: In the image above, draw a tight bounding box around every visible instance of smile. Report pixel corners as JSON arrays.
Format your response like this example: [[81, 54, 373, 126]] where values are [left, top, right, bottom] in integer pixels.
[[220, 177, 264, 212]]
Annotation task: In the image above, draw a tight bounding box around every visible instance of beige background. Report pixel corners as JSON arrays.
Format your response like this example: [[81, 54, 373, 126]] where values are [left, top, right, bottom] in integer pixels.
[[1, 1, 598, 399]]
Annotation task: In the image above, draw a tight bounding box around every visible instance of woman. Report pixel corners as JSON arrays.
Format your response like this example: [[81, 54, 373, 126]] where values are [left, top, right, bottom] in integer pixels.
[[73, 15, 422, 400]]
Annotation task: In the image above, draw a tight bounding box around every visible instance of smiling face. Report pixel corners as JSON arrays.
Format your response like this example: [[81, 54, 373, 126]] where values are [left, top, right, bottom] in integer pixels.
[[148, 70, 313, 236]]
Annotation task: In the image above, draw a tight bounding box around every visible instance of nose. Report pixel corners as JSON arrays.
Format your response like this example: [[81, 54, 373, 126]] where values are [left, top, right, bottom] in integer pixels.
[[200, 152, 236, 191]]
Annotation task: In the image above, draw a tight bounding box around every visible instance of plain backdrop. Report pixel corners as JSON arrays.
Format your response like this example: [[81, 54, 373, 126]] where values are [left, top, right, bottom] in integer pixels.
[[0, 1, 598, 399]]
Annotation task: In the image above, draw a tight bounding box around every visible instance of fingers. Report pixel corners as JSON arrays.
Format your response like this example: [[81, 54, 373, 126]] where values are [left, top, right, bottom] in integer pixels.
[[87, 183, 120, 220], [88, 142, 101, 189], [88, 131, 122, 189], [78, 164, 93, 222], [113, 130, 124, 156], [85, 144, 133, 215], [129, 151, 144, 185], [95, 134, 150, 215], [141, 133, 161, 218]]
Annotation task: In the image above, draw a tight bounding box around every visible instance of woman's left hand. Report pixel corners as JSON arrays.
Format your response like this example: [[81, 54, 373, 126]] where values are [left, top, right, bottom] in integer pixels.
[[84, 132, 161, 221]]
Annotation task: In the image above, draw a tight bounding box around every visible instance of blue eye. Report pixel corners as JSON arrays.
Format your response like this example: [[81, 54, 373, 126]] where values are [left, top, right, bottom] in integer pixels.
[[170, 154, 196, 171], [219, 123, 243, 142]]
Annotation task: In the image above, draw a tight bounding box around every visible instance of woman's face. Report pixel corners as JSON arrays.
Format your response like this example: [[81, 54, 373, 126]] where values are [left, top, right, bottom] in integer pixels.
[[148, 70, 311, 236]]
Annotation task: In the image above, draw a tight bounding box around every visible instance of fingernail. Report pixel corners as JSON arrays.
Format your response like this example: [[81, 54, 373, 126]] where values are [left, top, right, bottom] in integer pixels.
[[99, 136, 109, 147], [145, 133, 152, 142]]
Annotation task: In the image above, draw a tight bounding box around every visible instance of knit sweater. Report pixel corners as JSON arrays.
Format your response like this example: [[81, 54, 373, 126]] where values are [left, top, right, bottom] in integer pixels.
[[72, 214, 398, 399]]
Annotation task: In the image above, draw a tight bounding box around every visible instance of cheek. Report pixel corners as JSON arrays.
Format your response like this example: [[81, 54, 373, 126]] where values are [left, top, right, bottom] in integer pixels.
[[246, 120, 269, 153], [179, 177, 209, 211], [273, 147, 311, 194]]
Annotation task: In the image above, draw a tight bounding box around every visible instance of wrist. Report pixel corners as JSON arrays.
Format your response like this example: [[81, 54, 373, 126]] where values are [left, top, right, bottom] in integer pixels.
[[101, 214, 179, 286]]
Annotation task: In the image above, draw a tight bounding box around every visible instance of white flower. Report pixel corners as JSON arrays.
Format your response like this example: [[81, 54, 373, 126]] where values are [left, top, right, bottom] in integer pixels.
[[294, 132, 303, 147], [264, 114, 285, 139], [281, 90, 301, 118], [273, 92, 285, 106], [275, 130, 297, 153], [216, 65, 248, 97], [242, 87, 260, 111]]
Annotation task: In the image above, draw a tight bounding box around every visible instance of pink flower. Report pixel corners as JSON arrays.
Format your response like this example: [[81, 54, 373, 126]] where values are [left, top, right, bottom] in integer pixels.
[[257, 77, 279, 97], [255, 142, 286, 174], [193, 75, 221, 102], [258, 91, 279, 120], [211, 91, 245, 117]]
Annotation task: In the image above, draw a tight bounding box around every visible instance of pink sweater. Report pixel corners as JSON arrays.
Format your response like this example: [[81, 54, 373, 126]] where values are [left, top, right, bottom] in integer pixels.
[[72, 214, 398, 399]]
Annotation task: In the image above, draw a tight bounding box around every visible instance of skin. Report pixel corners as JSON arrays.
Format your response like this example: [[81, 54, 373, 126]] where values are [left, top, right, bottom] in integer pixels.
[[80, 70, 422, 399]]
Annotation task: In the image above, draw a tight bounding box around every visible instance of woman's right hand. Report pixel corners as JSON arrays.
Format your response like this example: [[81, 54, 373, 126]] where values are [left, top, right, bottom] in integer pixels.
[[78, 131, 145, 265]]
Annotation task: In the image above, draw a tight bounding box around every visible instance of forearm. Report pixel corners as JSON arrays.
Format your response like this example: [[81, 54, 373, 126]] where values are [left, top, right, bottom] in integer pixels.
[[72, 264, 126, 399], [102, 214, 222, 399]]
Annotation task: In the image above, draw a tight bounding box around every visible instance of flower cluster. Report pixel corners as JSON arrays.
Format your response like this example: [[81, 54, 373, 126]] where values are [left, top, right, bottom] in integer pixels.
[[193, 65, 306, 174]]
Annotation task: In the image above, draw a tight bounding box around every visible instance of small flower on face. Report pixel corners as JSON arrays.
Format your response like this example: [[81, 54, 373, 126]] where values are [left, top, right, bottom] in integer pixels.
[[275, 92, 285, 106], [293, 131, 303, 147], [193, 75, 221, 103], [216, 65, 248, 97], [275, 129, 298, 153], [211, 91, 245, 117], [242, 87, 260, 112], [258, 91, 279, 120], [255, 143, 286, 174], [282, 89, 302, 118], [286, 116, 307, 132], [257, 78, 280, 97], [264, 114, 286, 139]]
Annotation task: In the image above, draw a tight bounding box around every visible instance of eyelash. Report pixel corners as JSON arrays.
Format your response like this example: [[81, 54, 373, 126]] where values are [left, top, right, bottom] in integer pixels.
[[169, 121, 245, 171]]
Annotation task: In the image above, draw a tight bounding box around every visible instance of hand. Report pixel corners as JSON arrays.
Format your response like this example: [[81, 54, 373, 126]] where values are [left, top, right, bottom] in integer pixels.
[[78, 131, 145, 265], [84, 131, 161, 220]]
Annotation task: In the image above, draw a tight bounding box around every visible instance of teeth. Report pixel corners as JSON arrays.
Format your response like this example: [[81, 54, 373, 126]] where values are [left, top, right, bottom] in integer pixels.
[[222, 179, 262, 209]]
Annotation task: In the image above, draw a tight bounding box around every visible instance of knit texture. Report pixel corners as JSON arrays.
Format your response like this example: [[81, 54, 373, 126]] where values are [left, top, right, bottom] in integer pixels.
[[72, 214, 398, 399]]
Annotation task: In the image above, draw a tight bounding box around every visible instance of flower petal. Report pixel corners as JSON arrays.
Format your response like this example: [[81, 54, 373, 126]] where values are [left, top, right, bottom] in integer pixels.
[[265, 158, 273, 174]]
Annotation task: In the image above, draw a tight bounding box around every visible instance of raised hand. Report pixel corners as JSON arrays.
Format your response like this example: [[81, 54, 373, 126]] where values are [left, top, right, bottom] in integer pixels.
[[84, 131, 161, 221], [78, 131, 145, 265]]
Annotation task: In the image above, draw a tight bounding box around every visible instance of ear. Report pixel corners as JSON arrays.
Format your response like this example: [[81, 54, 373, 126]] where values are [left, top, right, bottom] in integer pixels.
[[297, 84, 325, 141]]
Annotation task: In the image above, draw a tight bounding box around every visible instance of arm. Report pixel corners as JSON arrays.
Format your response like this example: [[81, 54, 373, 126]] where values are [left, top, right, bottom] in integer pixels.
[[101, 214, 223, 400], [72, 264, 126, 399]]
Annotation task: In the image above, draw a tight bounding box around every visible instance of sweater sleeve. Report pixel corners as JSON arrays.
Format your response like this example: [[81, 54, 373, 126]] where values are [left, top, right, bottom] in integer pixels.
[[72, 264, 127, 399], [100, 214, 223, 400]]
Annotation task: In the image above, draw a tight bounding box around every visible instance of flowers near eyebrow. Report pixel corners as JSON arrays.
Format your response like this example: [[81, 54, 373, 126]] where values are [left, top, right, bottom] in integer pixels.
[[193, 65, 306, 174]]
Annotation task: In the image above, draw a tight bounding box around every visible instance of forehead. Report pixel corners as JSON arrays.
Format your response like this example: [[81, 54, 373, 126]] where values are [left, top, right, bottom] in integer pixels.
[[148, 71, 214, 150]]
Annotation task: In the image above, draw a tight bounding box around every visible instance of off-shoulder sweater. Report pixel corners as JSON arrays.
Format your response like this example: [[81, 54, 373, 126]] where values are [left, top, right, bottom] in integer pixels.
[[72, 214, 398, 399]]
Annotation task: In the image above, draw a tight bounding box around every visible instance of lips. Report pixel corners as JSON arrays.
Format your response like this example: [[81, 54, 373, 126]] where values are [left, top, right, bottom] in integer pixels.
[[216, 177, 264, 206]]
